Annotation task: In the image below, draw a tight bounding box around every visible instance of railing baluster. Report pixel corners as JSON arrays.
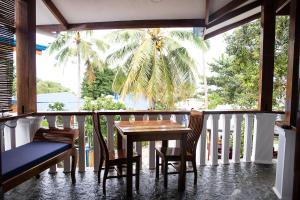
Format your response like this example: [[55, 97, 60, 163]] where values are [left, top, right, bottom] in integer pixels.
[[148, 114, 157, 169], [232, 114, 243, 163], [210, 114, 220, 165], [28, 117, 42, 142], [62, 116, 71, 173], [1, 123, 5, 152], [106, 115, 115, 152], [7, 119, 17, 150], [199, 114, 209, 165], [244, 114, 254, 162], [252, 113, 276, 164], [221, 114, 232, 164], [46, 115, 57, 173], [77, 115, 86, 172]]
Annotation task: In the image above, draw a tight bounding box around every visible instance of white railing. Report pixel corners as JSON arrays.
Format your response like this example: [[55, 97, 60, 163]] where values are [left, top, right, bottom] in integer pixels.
[[0, 110, 284, 173]]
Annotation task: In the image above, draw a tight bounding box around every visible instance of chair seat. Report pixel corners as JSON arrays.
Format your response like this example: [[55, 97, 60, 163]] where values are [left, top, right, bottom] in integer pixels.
[[155, 147, 193, 160], [108, 149, 140, 162], [1, 141, 71, 181]]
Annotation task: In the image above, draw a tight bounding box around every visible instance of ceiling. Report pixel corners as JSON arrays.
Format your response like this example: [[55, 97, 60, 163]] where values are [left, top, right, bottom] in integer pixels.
[[35, 0, 289, 38], [37, 0, 206, 25]]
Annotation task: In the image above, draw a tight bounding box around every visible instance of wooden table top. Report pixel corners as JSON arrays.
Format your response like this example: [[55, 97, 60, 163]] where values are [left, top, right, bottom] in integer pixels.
[[115, 120, 191, 136]]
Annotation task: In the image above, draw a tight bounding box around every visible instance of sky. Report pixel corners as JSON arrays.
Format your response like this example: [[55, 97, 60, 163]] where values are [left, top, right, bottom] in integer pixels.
[[36, 29, 227, 94]]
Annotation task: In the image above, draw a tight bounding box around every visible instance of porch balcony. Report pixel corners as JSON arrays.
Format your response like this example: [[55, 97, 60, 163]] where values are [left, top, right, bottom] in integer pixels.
[[1, 110, 283, 199]]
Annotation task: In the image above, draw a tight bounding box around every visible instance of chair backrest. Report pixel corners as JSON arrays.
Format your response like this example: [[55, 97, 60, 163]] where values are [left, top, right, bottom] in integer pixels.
[[92, 113, 109, 160], [187, 110, 204, 154]]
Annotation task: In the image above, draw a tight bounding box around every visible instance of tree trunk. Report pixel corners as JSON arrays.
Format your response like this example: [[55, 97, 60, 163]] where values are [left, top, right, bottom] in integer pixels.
[[202, 50, 208, 109], [76, 43, 81, 111]]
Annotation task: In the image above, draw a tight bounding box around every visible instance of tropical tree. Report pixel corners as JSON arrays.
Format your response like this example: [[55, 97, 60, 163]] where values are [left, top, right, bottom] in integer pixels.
[[81, 66, 116, 99], [104, 28, 209, 109], [207, 17, 288, 110], [47, 31, 106, 110]]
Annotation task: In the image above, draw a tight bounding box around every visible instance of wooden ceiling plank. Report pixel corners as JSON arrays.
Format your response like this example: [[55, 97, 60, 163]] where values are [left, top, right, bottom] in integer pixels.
[[42, 0, 68, 29], [209, 0, 249, 23]]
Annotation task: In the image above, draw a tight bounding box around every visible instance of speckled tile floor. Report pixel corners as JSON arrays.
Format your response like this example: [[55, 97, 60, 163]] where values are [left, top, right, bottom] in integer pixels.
[[5, 162, 278, 200]]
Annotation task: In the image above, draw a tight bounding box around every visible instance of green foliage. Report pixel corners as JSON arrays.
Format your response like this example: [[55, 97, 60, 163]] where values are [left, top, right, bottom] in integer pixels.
[[81, 67, 115, 99], [47, 31, 107, 97], [104, 28, 209, 108], [37, 80, 70, 94], [48, 102, 65, 126], [48, 102, 65, 111], [208, 17, 288, 110], [81, 97, 126, 147]]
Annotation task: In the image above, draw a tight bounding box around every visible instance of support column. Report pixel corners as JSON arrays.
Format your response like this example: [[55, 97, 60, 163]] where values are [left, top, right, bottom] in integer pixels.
[[16, 0, 37, 114], [273, 126, 295, 199], [285, 0, 300, 127], [287, 0, 300, 199], [258, 0, 276, 111]]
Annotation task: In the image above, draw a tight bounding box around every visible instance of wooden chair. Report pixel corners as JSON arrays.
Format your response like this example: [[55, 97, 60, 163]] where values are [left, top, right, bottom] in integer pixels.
[[155, 110, 204, 188], [92, 113, 140, 195]]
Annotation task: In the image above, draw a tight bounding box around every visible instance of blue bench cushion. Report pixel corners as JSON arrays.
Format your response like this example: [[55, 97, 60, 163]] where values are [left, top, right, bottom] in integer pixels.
[[1, 141, 71, 181]]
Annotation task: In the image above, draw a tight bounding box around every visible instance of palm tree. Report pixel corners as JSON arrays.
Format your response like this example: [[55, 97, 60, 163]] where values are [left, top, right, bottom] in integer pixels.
[[47, 31, 105, 110], [105, 28, 209, 108]]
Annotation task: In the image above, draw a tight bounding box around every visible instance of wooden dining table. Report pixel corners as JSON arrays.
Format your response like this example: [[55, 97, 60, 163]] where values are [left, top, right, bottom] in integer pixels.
[[115, 120, 191, 197]]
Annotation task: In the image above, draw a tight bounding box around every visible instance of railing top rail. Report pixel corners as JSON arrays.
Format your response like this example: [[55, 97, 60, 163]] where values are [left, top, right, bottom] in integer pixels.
[[0, 112, 34, 123], [35, 110, 191, 116], [203, 110, 284, 115], [7, 110, 283, 119], [35, 111, 93, 116], [97, 110, 190, 115]]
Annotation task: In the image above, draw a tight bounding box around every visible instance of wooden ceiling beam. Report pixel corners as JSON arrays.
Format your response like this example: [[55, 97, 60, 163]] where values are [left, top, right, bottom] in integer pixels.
[[207, 0, 261, 28], [208, 0, 248, 23], [42, 0, 69, 29], [276, 0, 291, 15], [277, 0, 290, 12], [205, 0, 210, 24], [204, 13, 260, 40], [36, 19, 205, 33]]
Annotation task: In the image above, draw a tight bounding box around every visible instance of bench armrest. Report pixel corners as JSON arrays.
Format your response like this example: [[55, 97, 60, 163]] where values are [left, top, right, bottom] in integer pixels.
[[33, 128, 79, 145]]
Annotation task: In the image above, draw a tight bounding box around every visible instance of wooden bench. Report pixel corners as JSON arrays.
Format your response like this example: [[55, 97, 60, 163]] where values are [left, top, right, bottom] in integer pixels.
[[0, 127, 78, 195]]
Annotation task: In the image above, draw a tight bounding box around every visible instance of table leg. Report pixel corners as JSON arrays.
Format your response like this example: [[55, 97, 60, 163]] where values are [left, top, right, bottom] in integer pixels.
[[178, 134, 187, 191], [117, 131, 123, 175], [162, 140, 168, 148], [126, 137, 133, 197], [117, 131, 123, 150]]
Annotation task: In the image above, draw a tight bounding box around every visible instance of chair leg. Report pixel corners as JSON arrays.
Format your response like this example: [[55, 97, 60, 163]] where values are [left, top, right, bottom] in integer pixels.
[[71, 149, 77, 184], [35, 174, 40, 179], [98, 156, 104, 184], [136, 159, 140, 191], [156, 153, 159, 179], [163, 159, 168, 188], [192, 158, 197, 185], [103, 164, 109, 195], [117, 164, 123, 177]]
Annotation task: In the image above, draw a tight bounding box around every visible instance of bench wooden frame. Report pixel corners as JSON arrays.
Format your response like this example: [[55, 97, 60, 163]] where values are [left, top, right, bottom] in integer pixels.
[[0, 127, 78, 195]]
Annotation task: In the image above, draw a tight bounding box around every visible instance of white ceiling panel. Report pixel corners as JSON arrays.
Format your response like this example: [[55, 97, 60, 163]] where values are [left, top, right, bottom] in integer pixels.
[[36, 0, 59, 25], [37, 0, 206, 25]]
